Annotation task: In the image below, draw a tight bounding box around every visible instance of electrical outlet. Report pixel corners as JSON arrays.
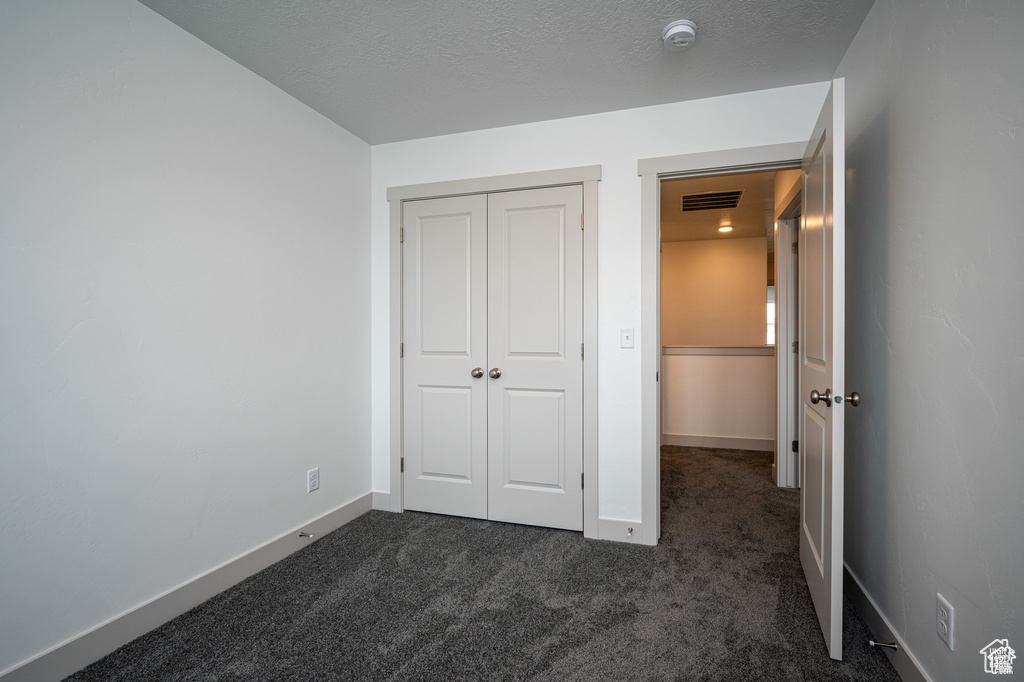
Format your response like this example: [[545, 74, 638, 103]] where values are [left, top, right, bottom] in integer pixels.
[[936, 593, 954, 650], [307, 467, 320, 493]]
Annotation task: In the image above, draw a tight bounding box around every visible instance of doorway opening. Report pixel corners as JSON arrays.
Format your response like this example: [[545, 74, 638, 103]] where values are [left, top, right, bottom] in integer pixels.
[[640, 80, 845, 658], [659, 170, 782, 468], [637, 143, 806, 543]]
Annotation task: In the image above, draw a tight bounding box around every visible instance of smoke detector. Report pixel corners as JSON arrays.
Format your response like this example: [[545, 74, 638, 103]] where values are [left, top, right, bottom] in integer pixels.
[[663, 20, 697, 50]]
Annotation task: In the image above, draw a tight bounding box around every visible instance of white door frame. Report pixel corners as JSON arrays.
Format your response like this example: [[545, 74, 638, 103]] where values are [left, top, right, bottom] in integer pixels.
[[387, 165, 601, 538], [775, 197, 802, 489], [638, 143, 806, 544]]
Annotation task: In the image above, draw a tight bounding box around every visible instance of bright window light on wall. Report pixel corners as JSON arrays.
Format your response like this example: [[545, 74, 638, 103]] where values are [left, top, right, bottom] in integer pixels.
[[767, 285, 776, 346]]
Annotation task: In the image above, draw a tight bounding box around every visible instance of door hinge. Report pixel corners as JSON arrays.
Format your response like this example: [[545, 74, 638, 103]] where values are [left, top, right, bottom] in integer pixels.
[[581, 343, 584, 360], [791, 341, 798, 354], [656, 371, 659, 382], [581, 213, 584, 231], [791, 440, 799, 453], [400, 457, 404, 473], [792, 241, 798, 255], [400, 342, 404, 358], [581, 472, 584, 489], [400, 227, 404, 243]]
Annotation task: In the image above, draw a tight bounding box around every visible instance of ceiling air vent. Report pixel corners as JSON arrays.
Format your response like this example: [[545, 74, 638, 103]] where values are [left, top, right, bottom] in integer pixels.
[[681, 190, 743, 212]]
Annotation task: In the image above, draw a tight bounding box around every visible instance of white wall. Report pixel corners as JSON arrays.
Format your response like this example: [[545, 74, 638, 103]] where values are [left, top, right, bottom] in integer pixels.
[[0, 1, 371, 674], [837, 0, 1023, 679], [661, 353, 776, 447], [371, 83, 828, 521]]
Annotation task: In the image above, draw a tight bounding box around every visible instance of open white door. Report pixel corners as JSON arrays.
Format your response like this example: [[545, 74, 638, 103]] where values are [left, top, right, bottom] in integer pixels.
[[799, 78, 846, 660]]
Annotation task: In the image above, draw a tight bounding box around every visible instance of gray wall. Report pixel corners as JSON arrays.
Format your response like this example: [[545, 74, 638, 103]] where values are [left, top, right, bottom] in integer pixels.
[[837, 0, 1023, 679], [0, 0, 372, 673]]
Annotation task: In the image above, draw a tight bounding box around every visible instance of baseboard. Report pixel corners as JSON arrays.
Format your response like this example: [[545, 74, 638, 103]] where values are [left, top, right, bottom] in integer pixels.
[[844, 564, 930, 682], [662, 433, 774, 451], [597, 517, 647, 545], [1, 493, 373, 682], [372, 490, 392, 511]]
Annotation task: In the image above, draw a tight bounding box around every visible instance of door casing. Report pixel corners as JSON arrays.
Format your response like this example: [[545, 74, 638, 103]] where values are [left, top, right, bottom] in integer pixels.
[[638, 142, 808, 546], [775, 203, 802, 489], [387, 165, 601, 538]]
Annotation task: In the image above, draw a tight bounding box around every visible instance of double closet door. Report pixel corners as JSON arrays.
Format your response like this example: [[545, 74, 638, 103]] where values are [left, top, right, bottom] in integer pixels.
[[402, 185, 584, 531]]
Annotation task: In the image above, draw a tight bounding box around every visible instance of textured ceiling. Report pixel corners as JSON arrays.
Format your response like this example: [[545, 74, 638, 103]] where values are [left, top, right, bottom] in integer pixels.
[[138, 0, 876, 144], [661, 171, 776, 245]]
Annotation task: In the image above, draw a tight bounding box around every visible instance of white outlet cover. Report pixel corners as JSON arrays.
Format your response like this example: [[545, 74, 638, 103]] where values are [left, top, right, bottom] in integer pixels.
[[307, 467, 320, 493], [936, 593, 954, 651]]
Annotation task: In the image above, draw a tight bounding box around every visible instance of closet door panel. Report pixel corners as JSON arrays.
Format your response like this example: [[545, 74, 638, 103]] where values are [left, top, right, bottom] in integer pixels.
[[402, 195, 488, 519], [486, 186, 584, 531]]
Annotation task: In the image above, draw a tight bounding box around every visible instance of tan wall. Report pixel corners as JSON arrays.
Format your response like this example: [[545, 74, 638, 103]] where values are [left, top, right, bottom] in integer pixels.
[[774, 168, 802, 217], [661, 237, 767, 346]]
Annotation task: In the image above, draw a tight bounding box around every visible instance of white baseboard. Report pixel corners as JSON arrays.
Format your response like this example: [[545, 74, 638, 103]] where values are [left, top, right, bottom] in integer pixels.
[[372, 490, 393, 511], [1, 493, 373, 682], [844, 564, 930, 682], [662, 433, 774, 451], [597, 517, 648, 545]]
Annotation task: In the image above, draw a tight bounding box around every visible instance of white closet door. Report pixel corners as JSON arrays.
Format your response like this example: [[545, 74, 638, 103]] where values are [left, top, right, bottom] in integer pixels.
[[486, 185, 584, 531], [402, 195, 488, 519]]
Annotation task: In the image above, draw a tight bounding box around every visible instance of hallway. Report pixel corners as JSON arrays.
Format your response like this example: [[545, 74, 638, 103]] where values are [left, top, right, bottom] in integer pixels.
[[651, 445, 899, 680]]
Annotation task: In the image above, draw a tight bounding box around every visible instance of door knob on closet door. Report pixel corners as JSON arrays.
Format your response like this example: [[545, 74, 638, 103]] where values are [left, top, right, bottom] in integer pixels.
[[471, 367, 484, 378], [488, 368, 502, 379], [810, 389, 832, 406]]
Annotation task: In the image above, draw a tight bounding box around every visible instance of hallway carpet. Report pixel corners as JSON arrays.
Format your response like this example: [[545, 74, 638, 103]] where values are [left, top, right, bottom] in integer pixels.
[[66, 447, 900, 681]]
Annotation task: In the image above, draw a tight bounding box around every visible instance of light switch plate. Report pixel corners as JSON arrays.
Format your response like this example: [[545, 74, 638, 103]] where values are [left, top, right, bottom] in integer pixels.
[[620, 327, 635, 349]]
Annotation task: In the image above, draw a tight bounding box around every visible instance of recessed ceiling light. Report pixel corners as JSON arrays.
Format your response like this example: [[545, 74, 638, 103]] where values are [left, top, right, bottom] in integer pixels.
[[663, 20, 697, 51], [719, 226, 733, 233]]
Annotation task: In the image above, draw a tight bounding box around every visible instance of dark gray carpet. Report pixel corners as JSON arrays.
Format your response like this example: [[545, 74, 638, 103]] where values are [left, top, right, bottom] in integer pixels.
[[65, 447, 900, 681]]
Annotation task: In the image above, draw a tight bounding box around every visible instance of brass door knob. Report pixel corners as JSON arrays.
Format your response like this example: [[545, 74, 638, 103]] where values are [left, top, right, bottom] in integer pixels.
[[488, 368, 502, 379], [471, 367, 484, 378]]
